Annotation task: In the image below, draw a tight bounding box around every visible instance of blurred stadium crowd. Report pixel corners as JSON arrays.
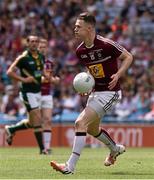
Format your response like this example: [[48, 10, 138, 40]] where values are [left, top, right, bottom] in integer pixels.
[[0, 0, 154, 121]]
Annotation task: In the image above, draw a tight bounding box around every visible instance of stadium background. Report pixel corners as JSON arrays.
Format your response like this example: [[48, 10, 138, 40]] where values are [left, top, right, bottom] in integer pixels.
[[0, 0, 154, 147]]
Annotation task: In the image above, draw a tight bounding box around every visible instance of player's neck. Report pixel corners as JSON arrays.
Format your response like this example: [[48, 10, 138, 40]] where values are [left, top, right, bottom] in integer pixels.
[[30, 50, 38, 55], [29, 49, 39, 59], [84, 32, 95, 48]]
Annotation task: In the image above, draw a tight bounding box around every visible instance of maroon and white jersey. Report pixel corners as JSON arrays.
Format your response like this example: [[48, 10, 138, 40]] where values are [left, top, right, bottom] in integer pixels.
[[76, 35, 125, 91], [41, 59, 54, 95]]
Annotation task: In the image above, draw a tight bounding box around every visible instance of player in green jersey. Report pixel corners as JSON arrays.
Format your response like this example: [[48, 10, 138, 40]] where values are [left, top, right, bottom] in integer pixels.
[[5, 35, 47, 154]]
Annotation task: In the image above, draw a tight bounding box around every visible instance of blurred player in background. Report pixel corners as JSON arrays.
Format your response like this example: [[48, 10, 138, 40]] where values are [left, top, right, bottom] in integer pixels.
[[5, 35, 47, 154], [50, 12, 133, 174], [38, 38, 60, 154]]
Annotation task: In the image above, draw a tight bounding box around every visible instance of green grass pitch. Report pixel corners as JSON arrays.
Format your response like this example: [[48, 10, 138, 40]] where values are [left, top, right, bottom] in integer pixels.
[[0, 147, 154, 179]]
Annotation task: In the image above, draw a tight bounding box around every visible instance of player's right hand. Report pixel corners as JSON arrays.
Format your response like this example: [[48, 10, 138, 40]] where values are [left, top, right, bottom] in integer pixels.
[[23, 76, 36, 83], [78, 93, 89, 96], [78, 89, 94, 96]]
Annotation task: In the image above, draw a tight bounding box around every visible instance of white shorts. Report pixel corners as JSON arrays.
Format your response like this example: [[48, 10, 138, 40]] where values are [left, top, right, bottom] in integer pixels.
[[19, 92, 41, 111], [40, 95, 53, 109], [86, 91, 122, 118]]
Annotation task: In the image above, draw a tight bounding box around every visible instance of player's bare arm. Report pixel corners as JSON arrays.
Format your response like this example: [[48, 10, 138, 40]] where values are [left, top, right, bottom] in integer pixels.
[[41, 75, 60, 85], [50, 76, 60, 85], [108, 50, 133, 90], [7, 55, 36, 84]]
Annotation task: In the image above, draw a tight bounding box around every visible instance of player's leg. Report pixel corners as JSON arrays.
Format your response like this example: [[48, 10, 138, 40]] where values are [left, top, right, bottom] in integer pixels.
[[87, 120, 125, 166], [5, 92, 45, 152], [87, 120, 118, 152], [50, 106, 98, 174], [41, 95, 53, 154], [5, 91, 34, 145], [28, 108, 45, 154], [41, 108, 52, 153], [23, 92, 46, 153], [87, 91, 125, 166], [67, 107, 99, 170], [20, 92, 45, 153], [5, 119, 31, 145]]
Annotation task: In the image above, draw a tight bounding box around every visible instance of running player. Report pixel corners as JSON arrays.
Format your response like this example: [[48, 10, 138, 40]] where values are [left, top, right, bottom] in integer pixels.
[[5, 35, 47, 154], [50, 12, 133, 174]]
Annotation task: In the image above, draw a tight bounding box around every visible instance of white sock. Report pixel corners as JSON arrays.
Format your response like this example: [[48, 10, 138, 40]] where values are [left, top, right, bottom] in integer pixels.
[[67, 132, 86, 171], [95, 129, 117, 151], [43, 130, 52, 150]]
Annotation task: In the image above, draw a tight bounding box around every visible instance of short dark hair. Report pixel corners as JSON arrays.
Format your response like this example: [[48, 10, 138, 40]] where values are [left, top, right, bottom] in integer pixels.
[[78, 12, 96, 26], [27, 35, 38, 42]]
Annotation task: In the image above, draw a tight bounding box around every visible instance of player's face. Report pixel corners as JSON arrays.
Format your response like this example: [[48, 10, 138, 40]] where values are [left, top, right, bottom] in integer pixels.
[[74, 19, 89, 40], [38, 42, 47, 55], [28, 36, 39, 51]]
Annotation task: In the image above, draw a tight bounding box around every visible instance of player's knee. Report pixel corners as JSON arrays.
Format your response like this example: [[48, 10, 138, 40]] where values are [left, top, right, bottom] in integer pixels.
[[30, 116, 42, 127], [43, 116, 51, 123], [31, 121, 41, 127], [29, 111, 42, 125], [43, 117, 51, 128], [75, 120, 87, 131]]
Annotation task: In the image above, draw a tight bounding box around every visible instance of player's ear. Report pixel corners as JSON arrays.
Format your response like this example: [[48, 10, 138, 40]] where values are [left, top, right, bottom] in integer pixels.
[[87, 25, 93, 32]]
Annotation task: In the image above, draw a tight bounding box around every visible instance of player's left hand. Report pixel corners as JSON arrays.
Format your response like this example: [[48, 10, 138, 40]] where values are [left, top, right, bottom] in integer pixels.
[[79, 92, 90, 96], [108, 73, 119, 90]]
